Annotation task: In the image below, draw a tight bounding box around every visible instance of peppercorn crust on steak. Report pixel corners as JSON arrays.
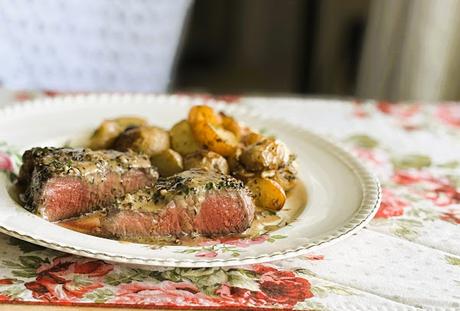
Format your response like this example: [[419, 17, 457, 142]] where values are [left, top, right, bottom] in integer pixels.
[[18, 147, 159, 222], [101, 169, 255, 239]]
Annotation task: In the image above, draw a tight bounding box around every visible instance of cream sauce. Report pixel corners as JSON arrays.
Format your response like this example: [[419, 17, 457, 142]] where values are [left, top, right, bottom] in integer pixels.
[[56, 180, 307, 246]]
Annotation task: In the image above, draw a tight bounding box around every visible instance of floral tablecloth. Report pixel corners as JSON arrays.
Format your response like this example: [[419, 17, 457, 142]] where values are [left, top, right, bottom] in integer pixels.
[[0, 90, 459, 310]]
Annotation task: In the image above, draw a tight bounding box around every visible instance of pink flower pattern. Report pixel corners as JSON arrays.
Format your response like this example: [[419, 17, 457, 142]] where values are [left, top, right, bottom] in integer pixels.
[[0, 152, 13, 172], [436, 104, 460, 128], [108, 281, 218, 306], [25, 255, 113, 302], [393, 170, 460, 207], [374, 188, 410, 219]]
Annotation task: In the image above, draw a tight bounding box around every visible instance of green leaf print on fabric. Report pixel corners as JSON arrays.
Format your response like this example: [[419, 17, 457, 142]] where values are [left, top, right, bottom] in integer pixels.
[[295, 268, 318, 278], [294, 300, 328, 311], [445, 256, 460, 266], [84, 288, 114, 303], [8, 237, 46, 253], [104, 269, 153, 286], [227, 269, 260, 292], [311, 284, 354, 298], [392, 154, 432, 170], [437, 160, 460, 169], [346, 134, 379, 149], [72, 275, 96, 287], [2, 255, 49, 278], [393, 219, 424, 240], [161, 268, 228, 296], [268, 234, 288, 243]]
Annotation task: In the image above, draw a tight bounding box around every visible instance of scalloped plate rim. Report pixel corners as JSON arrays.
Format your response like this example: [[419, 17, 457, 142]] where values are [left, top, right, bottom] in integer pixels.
[[0, 94, 381, 267]]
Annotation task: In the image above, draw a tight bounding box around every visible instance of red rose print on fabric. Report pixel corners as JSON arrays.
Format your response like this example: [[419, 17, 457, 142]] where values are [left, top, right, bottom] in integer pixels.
[[0, 152, 13, 172], [352, 101, 368, 118], [374, 188, 410, 219], [14, 91, 34, 102], [440, 210, 460, 225], [376, 102, 422, 131], [25, 256, 113, 302], [0, 279, 14, 285], [377, 102, 420, 118], [107, 265, 313, 308], [393, 170, 460, 207], [109, 281, 218, 306], [217, 264, 313, 307], [436, 104, 460, 128], [0, 294, 11, 301]]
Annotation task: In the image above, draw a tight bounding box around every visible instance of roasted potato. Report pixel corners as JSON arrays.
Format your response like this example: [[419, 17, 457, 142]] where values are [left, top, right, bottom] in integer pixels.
[[241, 130, 264, 146], [111, 116, 148, 129], [89, 116, 147, 150], [183, 150, 229, 175], [188, 105, 221, 126], [169, 120, 201, 156], [240, 138, 289, 171], [231, 165, 256, 183], [261, 164, 298, 192], [220, 112, 242, 140], [150, 149, 183, 177], [191, 121, 238, 157], [113, 126, 170, 156], [246, 177, 286, 211], [226, 151, 255, 182]]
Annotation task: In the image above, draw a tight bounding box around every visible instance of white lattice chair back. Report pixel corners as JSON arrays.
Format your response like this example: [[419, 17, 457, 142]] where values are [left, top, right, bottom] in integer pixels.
[[0, 0, 192, 92]]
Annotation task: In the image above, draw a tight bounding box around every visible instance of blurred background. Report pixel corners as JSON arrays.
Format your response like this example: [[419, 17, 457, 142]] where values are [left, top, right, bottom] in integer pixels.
[[1, 0, 460, 101]]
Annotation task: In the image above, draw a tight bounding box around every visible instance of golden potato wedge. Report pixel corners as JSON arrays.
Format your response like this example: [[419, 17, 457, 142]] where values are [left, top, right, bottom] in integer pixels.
[[192, 121, 238, 157], [169, 120, 201, 156], [183, 150, 229, 175], [188, 105, 221, 126], [88, 116, 148, 150], [113, 126, 170, 156], [246, 177, 286, 211], [220, 112, 242, 140], [240, 138, 289, 171], [150, 149, 183, 177]]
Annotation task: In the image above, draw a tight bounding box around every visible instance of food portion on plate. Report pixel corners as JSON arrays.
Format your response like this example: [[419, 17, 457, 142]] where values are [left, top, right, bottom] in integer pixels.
[[17, 105, 299, 244], [17, 147, 159, 222], [99, 169, 255, 242]]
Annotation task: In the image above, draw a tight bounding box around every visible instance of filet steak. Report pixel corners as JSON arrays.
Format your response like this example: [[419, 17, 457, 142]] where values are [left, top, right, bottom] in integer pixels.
[[19, 147, 158, 221], [101, 169, 255, 239]]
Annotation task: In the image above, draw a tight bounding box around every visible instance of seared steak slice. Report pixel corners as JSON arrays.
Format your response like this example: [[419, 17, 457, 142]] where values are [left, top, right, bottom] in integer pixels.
[[102, 169, 255, 239], [19, 147, 158, 221]]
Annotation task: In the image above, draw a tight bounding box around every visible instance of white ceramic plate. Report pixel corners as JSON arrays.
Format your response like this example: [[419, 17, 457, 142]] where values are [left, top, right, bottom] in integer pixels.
[[0, 94, 381, 267]]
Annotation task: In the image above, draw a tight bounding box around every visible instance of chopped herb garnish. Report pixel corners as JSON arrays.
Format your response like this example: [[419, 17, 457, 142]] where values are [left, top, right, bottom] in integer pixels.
[[205, 182, 215, 190]]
